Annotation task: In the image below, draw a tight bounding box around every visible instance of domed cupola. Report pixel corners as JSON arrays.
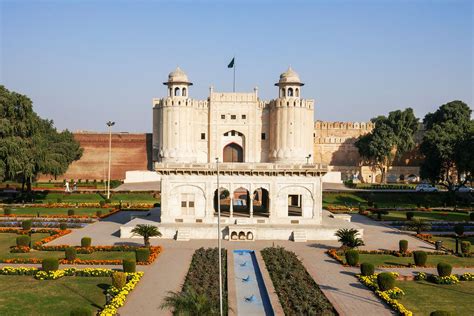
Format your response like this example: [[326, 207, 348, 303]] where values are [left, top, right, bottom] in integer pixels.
[[163, 67, 193, 98], [275, 67, 304, 98]]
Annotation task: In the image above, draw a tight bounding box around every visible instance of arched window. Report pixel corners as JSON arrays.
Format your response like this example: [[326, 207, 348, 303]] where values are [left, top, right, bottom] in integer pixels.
[[287, 87, 294, 96], [174, 87, 181, 96], [182, 87, 187, 97], [281, 88, 285, 97], [295, 88, 299, 97]]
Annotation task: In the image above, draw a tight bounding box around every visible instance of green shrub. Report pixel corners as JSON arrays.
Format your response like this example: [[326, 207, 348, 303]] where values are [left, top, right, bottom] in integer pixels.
[[96, 210, 102, 217], [57, 198, 63, 203], [70, 307, 92, 316], [135, 248, 151, 263], [16, 235, 31, 247], [99, 200, 106, 207], [153, 202, 160, 208], [4, 208, 11, 216], [360, 262, 375, 276], [67, 209, 75, 216], [430, 311, 452, 316], [112, 271, 127, 290], [345, 249, 359, 266], [59, 223, 68, 230], [81, 237, 92, 247], [406, 211, 415, 220], [105, 198, 111, 204], [413, 251, 428, 266], [21, 220, 32, 230], [461, 241, 471, 255], [65, 247, 77, 261], [123, 259, 136, 273], [399, 240, 408, 253], [42, 258, 59, 272], [377, 272, 395, 291], [437, 262, 452, 277]]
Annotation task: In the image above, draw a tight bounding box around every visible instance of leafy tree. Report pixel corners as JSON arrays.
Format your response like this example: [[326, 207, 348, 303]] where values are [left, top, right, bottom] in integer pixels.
[[161, 288, 218, 315], [335, 228, 365, 249], [0, 86, 82, 191], [131, 224, 162, 247], [405, 219, 431, 234], [420, 101, 473, 193], [355, 108, 419, 183]]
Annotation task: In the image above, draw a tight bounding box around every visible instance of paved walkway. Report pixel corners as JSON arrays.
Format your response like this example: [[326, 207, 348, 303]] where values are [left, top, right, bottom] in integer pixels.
[[43, 212, 473, 316]]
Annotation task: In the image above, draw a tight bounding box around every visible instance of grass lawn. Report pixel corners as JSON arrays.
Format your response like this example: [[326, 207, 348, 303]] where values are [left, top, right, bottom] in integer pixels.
[[0, 275, 110, 315], [5, 207, 109, 217], [432, 236, 474, 252], [397, 280, 474, 316], [323, 192, 447, 209], [374, 210, 470, 222], [341, 253, 474, 267], [0, 233, 135, 261], [31, 192, 158, 204]]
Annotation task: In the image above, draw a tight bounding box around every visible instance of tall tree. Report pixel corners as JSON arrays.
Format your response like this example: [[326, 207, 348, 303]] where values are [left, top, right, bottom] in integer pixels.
[[420, 100, 472, 192], [355, 108, 419, 183], [0, 86, 83, 191]]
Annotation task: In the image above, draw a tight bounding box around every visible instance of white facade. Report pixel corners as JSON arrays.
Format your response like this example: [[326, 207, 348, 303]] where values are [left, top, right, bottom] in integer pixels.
[[120, 67, 360, 241]]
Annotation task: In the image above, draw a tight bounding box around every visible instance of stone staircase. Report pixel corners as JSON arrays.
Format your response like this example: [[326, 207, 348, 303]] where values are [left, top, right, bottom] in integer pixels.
[[292, 230, 307, 242], [176, 228, 191, 241]]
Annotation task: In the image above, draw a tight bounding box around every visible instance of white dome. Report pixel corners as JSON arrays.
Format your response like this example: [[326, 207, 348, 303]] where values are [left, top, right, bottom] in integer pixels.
[[165, 67, 192, 84], [276, 67, 304, 86]]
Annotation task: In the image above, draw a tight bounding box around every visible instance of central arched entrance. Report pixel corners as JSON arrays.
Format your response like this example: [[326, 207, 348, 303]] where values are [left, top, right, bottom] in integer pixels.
[[223, 143, 243, 162]]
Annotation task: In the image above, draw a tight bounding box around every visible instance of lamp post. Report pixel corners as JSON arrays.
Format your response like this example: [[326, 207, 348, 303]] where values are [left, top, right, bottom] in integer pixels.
[[216, 157, 223, 316], [106, 121, 115, 200], [306, 154, 312, 164]]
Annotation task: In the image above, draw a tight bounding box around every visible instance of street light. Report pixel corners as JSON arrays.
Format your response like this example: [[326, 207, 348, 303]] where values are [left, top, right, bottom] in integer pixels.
[[305, 154, 312, 164], [106, 121, 115, 200], [215, 157, 223, 316]]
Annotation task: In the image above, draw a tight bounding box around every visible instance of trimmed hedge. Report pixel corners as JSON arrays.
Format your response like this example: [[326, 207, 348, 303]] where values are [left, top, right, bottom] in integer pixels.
[[4, 208, 11, 216], [81, 237, 92, 247], [360, 262, 375, 276], [68, 209, 75, 216], [135, 248, 151, 263], [461, 241, 471, 255], [406, 211, 415, 220], [123, 259, 136, 273], [70, 307, 92, 316], [262, 247, 336, 315], [413, 251, 427, 266], [345, 249, 359, 266], [16, 235, 31, 247], [112, 271, 127, 290], [65, 247, 77, 261], [454, 224, 464, 236], [430, 311, 452, 316], [42, 258, 59, 272], [22, 220, 32, 230], [437, 262, 452, 277], [399, 240, 408, 253], [59, 223, 68, 230], [377, 272, 395, 291], [96, 210, 102, 217]]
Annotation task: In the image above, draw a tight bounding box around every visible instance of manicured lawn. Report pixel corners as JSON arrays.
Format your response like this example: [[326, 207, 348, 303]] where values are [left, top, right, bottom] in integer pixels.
[[323, 192, 447, 208], [0, 233, 135, 261], [31, 192, 158, 204], [5, 207, 108, 217], [397, 280, 474, 316], [0, 275, 110, 315], [341, 253, 474, 267], [373, 210, 470, 222], [433, 236, 474, 252]]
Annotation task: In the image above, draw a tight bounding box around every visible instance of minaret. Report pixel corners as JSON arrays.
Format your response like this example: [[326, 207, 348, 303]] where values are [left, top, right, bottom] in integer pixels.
[[269, 67, 314, 163], [154, 67, 196, 163]]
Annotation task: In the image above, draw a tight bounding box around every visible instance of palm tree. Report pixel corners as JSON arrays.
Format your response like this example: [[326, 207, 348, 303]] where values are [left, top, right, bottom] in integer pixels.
[[131, 224, 162, 247], [405, 219, 431, 234], [161, 289, 218, 315], [335, 228, 365, 249]]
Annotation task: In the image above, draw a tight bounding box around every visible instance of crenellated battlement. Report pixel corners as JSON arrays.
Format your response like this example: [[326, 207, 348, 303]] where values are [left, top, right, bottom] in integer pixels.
[[153, 98, 209, 109], [314, 120, 375, 130], [209, 92, 257, 102], [269, 98, 314, 110]]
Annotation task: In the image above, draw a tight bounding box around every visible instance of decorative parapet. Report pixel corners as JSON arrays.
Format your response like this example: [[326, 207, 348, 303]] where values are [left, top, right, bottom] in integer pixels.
[[314, 120, 375, 130], [152, 98, 209, 109], [154, 162, 327, 176]]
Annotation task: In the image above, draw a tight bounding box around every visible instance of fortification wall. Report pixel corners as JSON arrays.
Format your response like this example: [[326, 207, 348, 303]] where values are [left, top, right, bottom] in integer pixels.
[[38, 132, 152, 181]]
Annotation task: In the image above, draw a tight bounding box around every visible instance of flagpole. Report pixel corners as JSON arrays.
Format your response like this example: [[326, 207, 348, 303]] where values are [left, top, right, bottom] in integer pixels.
[[233, 57, 236, 92]]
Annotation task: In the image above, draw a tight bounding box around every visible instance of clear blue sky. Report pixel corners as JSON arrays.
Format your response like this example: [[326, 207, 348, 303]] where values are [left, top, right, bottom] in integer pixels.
[[1, 0, 472, 132]]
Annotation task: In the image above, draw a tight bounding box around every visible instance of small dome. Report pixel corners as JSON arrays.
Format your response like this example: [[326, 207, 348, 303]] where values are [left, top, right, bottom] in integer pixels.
[[164, 67, 192, 85], [275, 67, 304, 86]]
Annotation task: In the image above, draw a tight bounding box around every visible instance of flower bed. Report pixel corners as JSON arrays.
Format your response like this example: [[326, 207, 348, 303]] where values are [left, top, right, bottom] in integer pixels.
[[262, 247, 336, 315], [357, 272, 413, 316], [0, 227, 72, 248], [0, 266, 143, 315]]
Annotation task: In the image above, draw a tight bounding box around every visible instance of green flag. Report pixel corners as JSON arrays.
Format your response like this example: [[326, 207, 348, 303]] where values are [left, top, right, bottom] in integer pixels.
[[227, 57, 235, 68]]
